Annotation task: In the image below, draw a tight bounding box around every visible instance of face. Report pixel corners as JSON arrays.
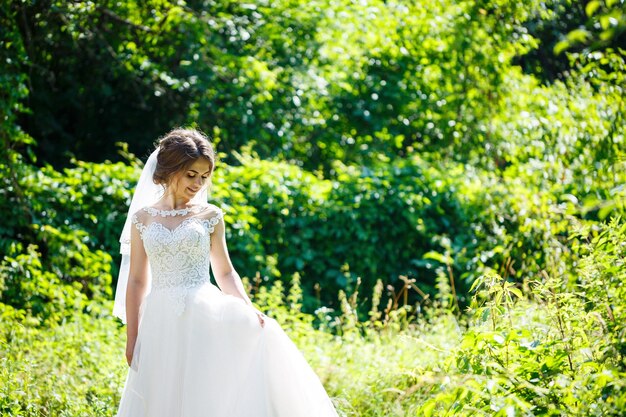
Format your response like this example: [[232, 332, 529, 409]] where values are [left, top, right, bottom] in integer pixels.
[[170, 158, 212, 200]]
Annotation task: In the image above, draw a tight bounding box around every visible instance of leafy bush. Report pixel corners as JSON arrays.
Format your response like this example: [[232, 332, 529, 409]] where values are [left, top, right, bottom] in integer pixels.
[[0, 153, 136, 322], [212, 149, 590, 314], [0, 245, 87, 324], [0, 143, 588, 320], [412, 219, 626, 416]]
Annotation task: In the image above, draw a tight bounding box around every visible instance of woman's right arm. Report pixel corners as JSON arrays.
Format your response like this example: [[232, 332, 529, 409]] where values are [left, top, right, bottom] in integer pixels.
[[125, 220, 149, 366]]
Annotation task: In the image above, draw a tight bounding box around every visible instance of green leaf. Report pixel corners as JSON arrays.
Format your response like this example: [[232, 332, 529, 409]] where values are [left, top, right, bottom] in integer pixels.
[[423, 251, 450, 265], [554, 40, 570, 55], [598, 202, 616, 220], [586, 1, 602, 17], [508, 287, 523, 299], [567, 28, 592, 44]]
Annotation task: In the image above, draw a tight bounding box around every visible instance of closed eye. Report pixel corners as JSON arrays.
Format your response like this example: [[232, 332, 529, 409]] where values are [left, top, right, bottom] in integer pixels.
[[188, 174, 209, 180]]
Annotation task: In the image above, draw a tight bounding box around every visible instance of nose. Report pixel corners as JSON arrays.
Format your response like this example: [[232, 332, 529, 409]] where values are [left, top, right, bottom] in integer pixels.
[[194, 177, 204, 187]]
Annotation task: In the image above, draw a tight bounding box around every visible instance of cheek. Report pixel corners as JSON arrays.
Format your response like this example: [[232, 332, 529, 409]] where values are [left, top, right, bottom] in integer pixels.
[[184, 176, 201, 189]]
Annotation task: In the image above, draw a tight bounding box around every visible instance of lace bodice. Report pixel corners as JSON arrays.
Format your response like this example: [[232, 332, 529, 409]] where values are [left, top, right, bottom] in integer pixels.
[[131, 205, 223, 315]]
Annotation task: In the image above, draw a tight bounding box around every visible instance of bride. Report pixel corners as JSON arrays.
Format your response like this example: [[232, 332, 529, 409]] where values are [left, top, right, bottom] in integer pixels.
[[113, 128, 339, 416]]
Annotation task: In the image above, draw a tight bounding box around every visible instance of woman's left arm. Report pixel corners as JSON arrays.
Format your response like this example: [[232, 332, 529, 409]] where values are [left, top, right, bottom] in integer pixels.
[[210, 212, 265, 326]]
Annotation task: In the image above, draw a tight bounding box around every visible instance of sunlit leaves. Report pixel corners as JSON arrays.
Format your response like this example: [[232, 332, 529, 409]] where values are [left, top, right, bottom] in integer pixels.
[[554, 0, 626, 54]]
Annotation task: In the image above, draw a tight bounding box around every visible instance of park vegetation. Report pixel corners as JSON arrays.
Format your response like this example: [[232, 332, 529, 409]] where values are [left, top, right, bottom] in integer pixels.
[[1, 0, 625, 415]]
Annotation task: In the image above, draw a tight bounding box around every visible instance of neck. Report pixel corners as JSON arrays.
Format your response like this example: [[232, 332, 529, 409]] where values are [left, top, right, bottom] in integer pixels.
[[159, 191, 192, 210]]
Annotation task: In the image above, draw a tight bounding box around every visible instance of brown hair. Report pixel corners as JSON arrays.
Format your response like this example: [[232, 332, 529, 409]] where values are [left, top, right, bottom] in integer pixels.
[[153, 128, 215, 186]]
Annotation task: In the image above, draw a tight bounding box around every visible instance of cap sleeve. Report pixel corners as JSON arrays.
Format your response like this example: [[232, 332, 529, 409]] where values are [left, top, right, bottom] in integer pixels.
[[131, 213, 148, 239], [204, 208, 223, 234]]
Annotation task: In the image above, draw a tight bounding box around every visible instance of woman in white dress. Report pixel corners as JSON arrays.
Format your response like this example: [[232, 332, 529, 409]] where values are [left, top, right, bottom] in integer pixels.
[[113, 128, 339, 417]]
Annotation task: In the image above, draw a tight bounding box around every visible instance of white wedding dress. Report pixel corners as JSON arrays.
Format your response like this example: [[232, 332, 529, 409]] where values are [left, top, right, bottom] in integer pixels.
[[115, 205, 339, 417]]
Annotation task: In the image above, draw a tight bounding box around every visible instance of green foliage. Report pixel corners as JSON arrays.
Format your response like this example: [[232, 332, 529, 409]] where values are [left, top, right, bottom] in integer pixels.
[[0, 1, 31, 157], [413, 219, 626, 416], [212, 149, 578, 312], [3, 101, 622, 319], [573, 217, 626, 367], [0, 306, 126, 416], [6, 0, 599, 170], [554, 0, 626, 54], [6, 0, 624, 317], [22, 158, 139, 256], [0, 151, 137, 323], [0, 245, 87, 324]]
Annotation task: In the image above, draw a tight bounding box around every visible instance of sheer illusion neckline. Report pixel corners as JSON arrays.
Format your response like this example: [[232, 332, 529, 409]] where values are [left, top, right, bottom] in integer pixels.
[[133, 206, 222, 235]]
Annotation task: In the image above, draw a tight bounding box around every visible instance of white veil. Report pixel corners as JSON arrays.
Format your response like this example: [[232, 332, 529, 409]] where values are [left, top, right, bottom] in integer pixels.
[[112, 147, 208, 323]]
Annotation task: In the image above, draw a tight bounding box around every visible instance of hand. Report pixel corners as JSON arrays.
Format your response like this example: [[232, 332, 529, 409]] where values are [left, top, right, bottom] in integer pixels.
[[125, 340, 135, 367], [253, 308, 267, 328]]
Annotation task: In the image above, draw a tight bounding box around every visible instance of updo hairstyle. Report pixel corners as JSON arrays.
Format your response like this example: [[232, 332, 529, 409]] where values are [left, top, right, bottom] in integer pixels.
[[152, 128, 215, 187]]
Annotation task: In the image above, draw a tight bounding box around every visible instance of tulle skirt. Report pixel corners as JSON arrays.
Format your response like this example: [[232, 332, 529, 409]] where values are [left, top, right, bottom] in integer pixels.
[[116, 282, 338, 417]]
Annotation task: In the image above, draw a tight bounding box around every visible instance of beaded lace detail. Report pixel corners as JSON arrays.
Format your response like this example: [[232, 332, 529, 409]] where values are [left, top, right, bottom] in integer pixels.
[[142, 205, 206, 217], [131, 207, 223, 316]]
